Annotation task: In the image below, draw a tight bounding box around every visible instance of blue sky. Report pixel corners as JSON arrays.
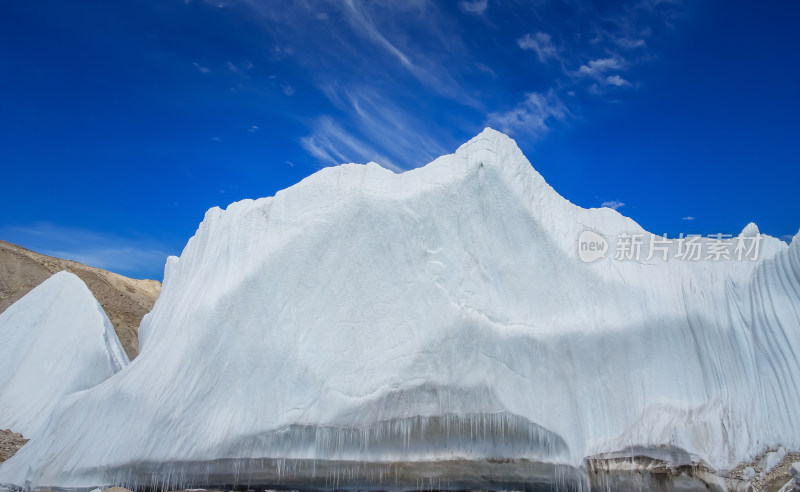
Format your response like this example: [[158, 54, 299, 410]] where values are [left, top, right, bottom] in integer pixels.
[[1, 1, 798, 280]]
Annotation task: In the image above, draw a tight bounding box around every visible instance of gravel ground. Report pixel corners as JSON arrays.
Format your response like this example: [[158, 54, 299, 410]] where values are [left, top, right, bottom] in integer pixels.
[[727, 448, 800, 492], [0, 429, 28, 464]]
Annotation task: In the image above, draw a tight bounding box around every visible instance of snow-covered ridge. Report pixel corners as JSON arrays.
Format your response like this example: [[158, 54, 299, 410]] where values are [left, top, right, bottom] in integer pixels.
[[0, 272, 129, 437], [1, 128, 798, 490]]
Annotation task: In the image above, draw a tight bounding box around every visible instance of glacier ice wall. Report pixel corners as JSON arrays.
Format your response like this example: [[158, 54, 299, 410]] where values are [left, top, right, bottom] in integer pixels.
[[0, 271, 129, 436], [0, 129, 798, 490]]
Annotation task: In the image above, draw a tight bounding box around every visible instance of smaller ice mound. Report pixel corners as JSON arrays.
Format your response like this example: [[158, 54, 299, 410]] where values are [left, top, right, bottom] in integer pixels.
[[0, 271, 129, 436]]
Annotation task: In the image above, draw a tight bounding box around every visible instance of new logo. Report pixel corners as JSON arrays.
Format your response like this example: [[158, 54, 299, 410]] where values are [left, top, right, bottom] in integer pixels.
[[578, 230, 608, 263]]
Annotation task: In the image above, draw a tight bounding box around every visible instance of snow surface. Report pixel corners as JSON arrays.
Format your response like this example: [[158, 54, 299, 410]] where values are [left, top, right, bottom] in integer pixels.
[[1, 129, 799, 490], [0, 272, 129, 436]]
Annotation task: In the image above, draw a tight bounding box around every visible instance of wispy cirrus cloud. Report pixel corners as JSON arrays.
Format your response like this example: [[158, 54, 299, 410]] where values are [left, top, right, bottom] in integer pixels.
[[192, 61, 210, 74], [303, 84, 450, 171], [301, 117, 401, 172], [0, 223, 173, 280], [201, 0, 479, 169], [223, 0, 475, 103], [486, 90, 567, 139], [226, 60, 253, 77], [338, 0, 415, 70], [193, 0, 686, 162], [459, 0, 488, 15], [517, 32, 561, 63]]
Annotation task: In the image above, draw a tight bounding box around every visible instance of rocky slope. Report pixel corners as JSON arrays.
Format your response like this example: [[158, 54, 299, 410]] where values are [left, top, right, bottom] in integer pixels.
[[0, 240, 161, 359], [0, 431, 26, 465]]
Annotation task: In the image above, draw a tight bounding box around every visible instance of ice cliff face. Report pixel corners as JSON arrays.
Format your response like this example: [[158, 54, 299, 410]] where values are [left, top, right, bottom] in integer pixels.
[[0, 272, 129, 437], [0, 129, 798, 490]]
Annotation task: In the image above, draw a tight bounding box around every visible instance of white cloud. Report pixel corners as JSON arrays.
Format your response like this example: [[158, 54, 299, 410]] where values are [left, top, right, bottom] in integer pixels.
[[601, 200, 625, 210], [606, 74, 632, 86], [270, 45, 294, 61], [486, 90, 567, 138], [0, 223, 172, 280], [637, 0, 684, 13], [617, 37, 646, 49], [475, 62, 497, 77], [226, 60, 254, 76], [508, 2, 682, 106], [682, 216, 695, 221], [248, 125, 259, 132], [517, 32, 560, 63], [575, 57, 636, 94], [192, 61, 210, 74], [459, 0, 487, 15], [578, 57, 624, 77], [282, 83, 295, 96]]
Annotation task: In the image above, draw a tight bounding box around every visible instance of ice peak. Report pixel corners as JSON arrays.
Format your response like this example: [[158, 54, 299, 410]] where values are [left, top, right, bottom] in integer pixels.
[[0, 271, 129, 436], [445, 128, 556, 197], [475, 126, 510, 140], [49, 269, 86, 287], [740, 222, 760, 237], [455, 127, 524, 165]]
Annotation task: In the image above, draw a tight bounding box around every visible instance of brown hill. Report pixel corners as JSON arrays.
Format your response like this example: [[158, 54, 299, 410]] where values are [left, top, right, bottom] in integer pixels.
[[0, 239, 161, 359]]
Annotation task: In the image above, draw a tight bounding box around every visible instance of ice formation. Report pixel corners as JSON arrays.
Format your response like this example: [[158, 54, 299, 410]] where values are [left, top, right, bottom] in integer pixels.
[[0, 272, 129, 436], [0, 129, 798, 491]]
